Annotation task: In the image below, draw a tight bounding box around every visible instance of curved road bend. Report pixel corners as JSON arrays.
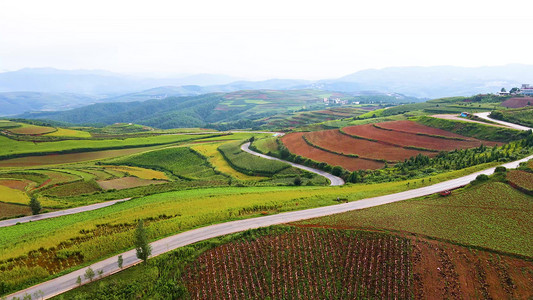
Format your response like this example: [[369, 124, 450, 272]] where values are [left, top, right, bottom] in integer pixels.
[[0, 198, 131, 228], [241, 142, 345, 186], [7, 153, 533, 300], [474, 112, 533, 131]]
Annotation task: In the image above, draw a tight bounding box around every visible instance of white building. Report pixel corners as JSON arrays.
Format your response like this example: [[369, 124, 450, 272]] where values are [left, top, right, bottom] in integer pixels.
[[520, 84, 533, 96]]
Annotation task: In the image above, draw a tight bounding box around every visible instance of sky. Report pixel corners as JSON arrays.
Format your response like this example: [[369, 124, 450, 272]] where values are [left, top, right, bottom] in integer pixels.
[[1, 0, 532, 80]]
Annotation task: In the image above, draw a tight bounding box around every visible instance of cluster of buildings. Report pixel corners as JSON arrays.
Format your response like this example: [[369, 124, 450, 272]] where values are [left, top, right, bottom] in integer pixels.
[[323, 97, 360, 105], [520, 84, 533, 95], [498, 84, 533, 96]]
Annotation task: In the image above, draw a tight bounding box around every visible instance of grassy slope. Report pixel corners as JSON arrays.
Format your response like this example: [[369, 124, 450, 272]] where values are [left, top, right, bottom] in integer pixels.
[[416, 116, 526, 142], [296, 181, 533, 257]]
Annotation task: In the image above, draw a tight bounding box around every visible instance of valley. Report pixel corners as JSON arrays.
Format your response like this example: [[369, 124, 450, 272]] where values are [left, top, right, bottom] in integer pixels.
[[1, 91, 533, 299]]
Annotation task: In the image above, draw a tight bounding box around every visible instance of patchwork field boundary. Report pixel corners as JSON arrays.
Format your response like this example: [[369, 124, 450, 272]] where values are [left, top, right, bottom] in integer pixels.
[[0, 133, 227, 161], [372, 123, 469, 141], [301, 134, 392, 163], [338, 127, 440, 153]]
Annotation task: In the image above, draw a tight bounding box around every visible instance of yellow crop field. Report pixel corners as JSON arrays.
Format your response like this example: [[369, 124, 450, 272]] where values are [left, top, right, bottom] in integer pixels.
[[0, 185, 29, 204], [192, 142, 265, 180], [45, 128, 92, 138], [104, 165, 169, 180]]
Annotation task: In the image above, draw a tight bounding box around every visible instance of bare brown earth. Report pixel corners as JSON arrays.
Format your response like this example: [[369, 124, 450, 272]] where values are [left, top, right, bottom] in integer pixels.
[[0, 202, 31, 219], [502, 97, 533, 108]]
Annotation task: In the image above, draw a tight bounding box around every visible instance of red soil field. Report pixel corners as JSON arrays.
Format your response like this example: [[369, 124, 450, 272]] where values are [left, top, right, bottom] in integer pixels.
[[0, 179, 29, 191], [344, 123, 497, 151], [501, 97, 533, 108], [376, 120, 473, 139], [305, 129, 429, 161], [184, 229, 412, 300], [281, 132, 383, 171], [184, 227, 533, 299]]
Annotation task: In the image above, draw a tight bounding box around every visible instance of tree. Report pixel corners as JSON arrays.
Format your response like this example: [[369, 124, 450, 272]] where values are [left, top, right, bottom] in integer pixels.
[[134, 219, 152, 264], [97, 269, 104, 278], [29, 196, 41, 215], [117, 255, 123, 268], [347, 171, 360, 183], [293, 176, 302, 186], [501, 87, 507, 93], [331, 166, 343, 176], [84, 267, 95, 282], [509, 87, 520, 94], [76, 276, 82, 286]]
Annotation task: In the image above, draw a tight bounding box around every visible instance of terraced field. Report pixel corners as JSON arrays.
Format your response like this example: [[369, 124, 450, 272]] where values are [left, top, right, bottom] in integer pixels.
[[218, 141, 290, 176], [282, 120, 503, 171], [306, 129, 428, 161], [192, 142, 265, 181], [106, 147, 226, 181], [343, 123, 497, 151], [281, 132, 384, 171], [7, 123, 56, 135]]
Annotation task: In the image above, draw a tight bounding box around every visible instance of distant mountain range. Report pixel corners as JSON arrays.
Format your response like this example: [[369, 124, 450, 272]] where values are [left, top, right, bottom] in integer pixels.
[[1, 64, 533, 116]]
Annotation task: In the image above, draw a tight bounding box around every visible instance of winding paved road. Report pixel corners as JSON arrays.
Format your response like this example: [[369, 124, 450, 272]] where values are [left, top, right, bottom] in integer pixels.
[[0, 198, 131, 228], [241, 142, 345, 186], [7, 153, 533, 299], [474, 112, 533, 131]]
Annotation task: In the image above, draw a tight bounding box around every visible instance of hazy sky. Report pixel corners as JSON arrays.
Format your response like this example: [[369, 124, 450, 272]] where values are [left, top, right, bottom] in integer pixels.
[[1, 0, 532, 80]]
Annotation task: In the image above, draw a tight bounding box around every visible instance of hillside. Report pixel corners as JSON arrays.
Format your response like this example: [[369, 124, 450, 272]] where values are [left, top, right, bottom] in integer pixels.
[[17, 90, 377, 129]]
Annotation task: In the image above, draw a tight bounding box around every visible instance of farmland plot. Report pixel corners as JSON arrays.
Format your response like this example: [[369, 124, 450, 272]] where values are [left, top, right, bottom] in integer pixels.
[[281, 132, 384, 171], [184, 228, 411, 299]]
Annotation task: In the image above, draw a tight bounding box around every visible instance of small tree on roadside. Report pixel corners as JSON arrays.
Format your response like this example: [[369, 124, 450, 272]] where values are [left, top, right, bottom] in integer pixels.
[[97, 269, 104, 278], [76, 275, 82, 286], [84, 267, 95, 282], [29, 196, 41, 215], [134, 220, 152, 264], [117, 255, 123, 268]]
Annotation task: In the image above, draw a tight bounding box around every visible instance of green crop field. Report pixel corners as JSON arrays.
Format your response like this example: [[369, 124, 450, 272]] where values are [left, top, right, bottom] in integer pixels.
[[106, 147, 226, 181], [218, 141, 290, 176], [491, 106, 533, 127], [0, 133, 220, 160], [297, 181, 533, 257]]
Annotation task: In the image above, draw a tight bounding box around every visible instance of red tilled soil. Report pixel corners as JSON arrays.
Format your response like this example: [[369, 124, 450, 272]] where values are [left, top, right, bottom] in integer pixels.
[[344, 123, 498, 151], [501, 97, 533, 108], [412, 238, 533, 299], [305, 129, 430, 161], [376, 120, 474, 139], [281, 132, 383, 171], [0, 179, 29, 191]]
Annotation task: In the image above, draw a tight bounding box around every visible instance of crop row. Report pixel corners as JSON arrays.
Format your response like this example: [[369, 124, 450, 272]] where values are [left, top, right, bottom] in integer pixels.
[[184, 228, 412, 299]]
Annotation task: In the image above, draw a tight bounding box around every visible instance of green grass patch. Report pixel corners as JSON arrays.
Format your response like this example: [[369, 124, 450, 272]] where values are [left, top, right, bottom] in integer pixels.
[[296, 181, 533, 257], [106, 147, 224, 181], [218, 141, 290, 176]]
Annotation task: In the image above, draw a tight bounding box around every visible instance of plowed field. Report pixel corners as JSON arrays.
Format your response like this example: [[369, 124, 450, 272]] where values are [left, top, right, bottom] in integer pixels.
[[374, 120, 472, 139], [304, 129, 429, 161], [343, 123, 495, 151], [281, 133, 383, 171]]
